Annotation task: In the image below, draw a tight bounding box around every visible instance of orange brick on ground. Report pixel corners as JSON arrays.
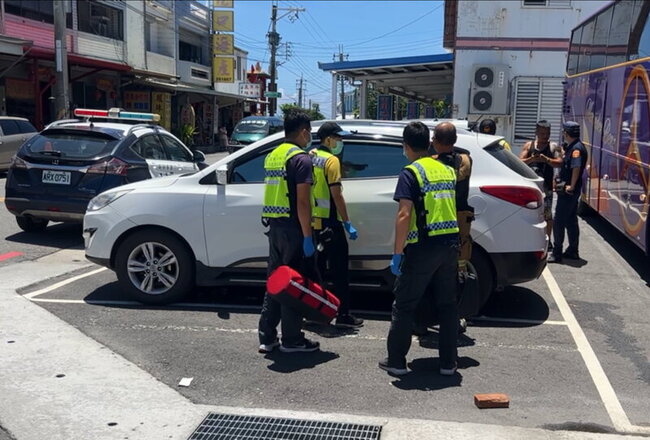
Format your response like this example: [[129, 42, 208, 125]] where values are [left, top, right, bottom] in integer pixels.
[[474, 393, 510, 409]]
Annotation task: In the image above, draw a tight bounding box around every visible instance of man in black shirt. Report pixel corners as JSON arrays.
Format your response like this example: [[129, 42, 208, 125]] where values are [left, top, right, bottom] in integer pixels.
[[548, 121, 588, 263]]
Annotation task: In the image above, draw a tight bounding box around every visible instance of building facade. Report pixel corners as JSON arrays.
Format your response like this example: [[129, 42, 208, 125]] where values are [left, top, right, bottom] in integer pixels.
[[444, 0, 604, 147]]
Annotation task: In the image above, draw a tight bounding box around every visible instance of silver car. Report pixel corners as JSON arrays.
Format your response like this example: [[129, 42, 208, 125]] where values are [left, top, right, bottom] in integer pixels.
[[0, 117, 37, 171]]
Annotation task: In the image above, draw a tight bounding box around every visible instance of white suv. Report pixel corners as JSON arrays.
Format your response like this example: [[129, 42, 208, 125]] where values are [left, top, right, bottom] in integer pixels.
[[83, 120, 547, 308]]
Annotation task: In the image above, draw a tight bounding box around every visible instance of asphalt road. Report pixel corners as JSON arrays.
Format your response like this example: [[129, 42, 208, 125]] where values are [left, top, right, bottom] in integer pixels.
[[17, 209, 650, 435]]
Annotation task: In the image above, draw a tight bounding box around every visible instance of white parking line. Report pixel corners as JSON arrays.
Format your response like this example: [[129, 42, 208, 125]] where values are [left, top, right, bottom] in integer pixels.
[[543, 268, 650, 435], [24, 267, 107, 299]]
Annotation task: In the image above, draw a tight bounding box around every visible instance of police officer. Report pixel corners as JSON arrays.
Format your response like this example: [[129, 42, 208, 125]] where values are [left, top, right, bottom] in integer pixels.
[[311, 122, 363, 328], [379, 122, 460, 376], [258, 110, 320, 353], [548, 121, 588, 263]]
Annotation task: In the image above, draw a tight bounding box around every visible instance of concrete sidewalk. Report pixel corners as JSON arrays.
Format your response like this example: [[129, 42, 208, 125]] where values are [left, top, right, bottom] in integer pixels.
[[0, 255, 647, 440]]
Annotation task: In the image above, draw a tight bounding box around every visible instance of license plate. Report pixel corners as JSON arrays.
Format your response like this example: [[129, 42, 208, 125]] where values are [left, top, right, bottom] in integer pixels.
[[42, 170, 71, 185]]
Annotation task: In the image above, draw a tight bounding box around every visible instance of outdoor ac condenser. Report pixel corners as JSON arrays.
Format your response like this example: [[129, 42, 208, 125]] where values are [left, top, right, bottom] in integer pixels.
[[469, 64, 509, 115]]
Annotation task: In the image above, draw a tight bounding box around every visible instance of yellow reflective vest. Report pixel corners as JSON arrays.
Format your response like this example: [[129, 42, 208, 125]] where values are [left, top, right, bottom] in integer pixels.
[[262, 143, 306, 218], [311, 148, 341, 221]]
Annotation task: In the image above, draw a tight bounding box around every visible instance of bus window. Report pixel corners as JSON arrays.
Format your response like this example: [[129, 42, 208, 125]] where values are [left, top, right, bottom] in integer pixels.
[[628, 0, 650, 60], [578, 19, 595, 73], [567, 27, 582, 75], [591, 6, 613, 71], [608, 0, 634, 66]]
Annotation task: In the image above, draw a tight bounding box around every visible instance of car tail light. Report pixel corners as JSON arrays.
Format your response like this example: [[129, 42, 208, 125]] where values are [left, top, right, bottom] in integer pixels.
[[10, 155, 27, 169], [87, 158, 130, 176], [480, 186, 543, 209], [534, 250, 547, 260]]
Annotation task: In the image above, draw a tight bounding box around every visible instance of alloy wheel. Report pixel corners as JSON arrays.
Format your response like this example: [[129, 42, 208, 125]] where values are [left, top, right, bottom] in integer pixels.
[[126, 242, 179, 295]]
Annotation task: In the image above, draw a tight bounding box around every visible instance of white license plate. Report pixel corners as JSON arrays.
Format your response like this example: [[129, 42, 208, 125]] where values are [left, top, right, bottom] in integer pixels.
[[42, 170, 71, 185]]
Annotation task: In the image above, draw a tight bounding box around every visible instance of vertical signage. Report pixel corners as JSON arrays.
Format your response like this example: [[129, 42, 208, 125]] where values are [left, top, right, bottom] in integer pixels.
[[152, 92, 171, 130], [424, 105, 435, 118], [213, 57, 235, 83], [406, 101, 419, 119], [377, 95, 393, 120], [212, 2, 235, 84]]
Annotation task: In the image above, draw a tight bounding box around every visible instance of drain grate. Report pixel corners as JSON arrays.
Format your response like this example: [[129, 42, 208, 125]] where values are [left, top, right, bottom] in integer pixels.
[[188, 413, 382, 440]]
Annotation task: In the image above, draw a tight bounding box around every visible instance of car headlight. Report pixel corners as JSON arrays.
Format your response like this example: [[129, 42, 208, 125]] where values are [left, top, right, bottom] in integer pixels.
[[87, 189, 132, 212]]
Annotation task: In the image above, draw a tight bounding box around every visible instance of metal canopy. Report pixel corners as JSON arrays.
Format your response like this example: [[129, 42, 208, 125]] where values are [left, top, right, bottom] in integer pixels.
[[318, 53, 454, 103]]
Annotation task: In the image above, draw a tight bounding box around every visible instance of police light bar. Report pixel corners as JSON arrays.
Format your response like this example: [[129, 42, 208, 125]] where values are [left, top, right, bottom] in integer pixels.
[[73, 108, 161, 122]]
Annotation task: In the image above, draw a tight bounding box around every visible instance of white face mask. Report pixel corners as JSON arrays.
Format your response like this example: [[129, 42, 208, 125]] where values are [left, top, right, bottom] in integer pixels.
[[304, 130, 313, 150], [331, 140, 344, 155]]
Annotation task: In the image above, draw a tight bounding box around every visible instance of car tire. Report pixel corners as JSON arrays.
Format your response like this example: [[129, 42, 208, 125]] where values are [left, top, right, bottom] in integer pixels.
[[115, 230, 195, 305], [16, 216, 48, 233], [470, 249, 494, 309]]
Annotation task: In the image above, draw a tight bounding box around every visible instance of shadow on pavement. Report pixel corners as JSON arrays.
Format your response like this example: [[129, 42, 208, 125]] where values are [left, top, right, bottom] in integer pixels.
[[264, 350, 340, 373], [471, 286, 550, 328], [388, 356, 479, 391], [4, 223, 83, 249], [582, 214, 650, 287], [417, 332, 476, 350]]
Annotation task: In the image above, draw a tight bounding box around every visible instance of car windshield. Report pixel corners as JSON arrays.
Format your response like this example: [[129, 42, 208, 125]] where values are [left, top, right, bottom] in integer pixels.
[[24, 130, 119, 159], [234, 120, 269, 134], [483, 140, 540, 179]]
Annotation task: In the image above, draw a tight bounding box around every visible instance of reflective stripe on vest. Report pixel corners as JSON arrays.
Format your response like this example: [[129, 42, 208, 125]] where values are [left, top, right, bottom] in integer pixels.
[[262, 143, 305, 219], [405, 157, 459, 245], [311, 148, 339, 219]]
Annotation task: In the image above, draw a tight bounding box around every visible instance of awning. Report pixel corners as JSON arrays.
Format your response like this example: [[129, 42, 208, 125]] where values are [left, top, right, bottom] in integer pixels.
[[134, 77, 247, 105], [318, 53, 454, 103], [0, 36, 32, 56], [27, 47, 130, 72]]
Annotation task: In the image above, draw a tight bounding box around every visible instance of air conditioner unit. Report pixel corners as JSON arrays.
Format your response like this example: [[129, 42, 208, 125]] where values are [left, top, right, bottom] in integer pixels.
[[469, 64, 509, 114]]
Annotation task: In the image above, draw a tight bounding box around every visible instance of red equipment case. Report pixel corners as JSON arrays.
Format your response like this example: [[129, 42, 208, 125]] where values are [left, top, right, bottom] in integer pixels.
[[267, 265, 340, 324]]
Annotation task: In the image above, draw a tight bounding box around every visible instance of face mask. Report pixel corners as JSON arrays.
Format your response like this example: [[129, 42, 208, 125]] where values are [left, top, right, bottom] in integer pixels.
[[304, 131, 313, 150], [403, 148, 408, 159], [331, 140, 344, 155]]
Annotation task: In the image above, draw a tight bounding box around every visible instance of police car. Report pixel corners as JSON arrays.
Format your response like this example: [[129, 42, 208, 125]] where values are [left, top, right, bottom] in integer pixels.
[[83, 120, 547, 308], [4, 108, 205, 232]]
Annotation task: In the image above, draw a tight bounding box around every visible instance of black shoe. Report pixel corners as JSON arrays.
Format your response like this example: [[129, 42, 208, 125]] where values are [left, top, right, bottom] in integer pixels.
[[279, 338, 320, 353], [440, 362, 458, 376], [548, 254, 562, 264], [335, 314, 364, 328], [378, 358, 408, 376], [258, 338, 280, 354], [413, 325, 429, 337], [562, 250, 580, 260]]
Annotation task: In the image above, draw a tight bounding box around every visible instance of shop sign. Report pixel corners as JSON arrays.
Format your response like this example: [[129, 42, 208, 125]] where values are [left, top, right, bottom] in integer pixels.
[[213, 10, 233, 32], [424, 105, 435, 118], [123, 91, 151, 111], [213, 34, 234, 56], [5, 78, 34, 100], [213, 0, 233, 7], [213, 57, 235, 83], [377, 94, 393, 120], [239, 82, 261, 98], [152, 92, 171, 130], [96, 78, 114, 92], [406, 101, 419, 119]]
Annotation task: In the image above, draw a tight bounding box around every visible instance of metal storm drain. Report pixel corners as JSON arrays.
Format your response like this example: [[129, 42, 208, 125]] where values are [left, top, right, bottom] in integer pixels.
[[188, 413, 382, 440]]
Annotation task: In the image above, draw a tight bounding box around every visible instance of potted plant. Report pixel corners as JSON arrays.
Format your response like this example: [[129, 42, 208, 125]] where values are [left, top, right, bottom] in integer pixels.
[[180, 124, 197, 147]]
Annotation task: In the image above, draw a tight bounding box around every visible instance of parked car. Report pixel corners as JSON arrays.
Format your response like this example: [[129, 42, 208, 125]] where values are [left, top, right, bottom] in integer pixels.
[[0, 116, 38, 171], [83, 119, 547, 309], [4, 108, 206, 232], [229, 116, 284, 149]]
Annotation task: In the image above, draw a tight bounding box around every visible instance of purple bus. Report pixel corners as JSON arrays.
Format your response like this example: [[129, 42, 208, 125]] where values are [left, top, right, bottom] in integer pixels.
[[565, 0, 650, 254]]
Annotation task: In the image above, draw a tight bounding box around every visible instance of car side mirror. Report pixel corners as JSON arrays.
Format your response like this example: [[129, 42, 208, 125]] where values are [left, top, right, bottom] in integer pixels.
[[192, 150, 206, 163], [216, 163, 228, 185]]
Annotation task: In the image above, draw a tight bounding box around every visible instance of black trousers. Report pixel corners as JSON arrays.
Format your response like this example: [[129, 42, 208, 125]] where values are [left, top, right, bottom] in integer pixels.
[[258, 226, 306, 346], [552, 191, 580, 256], [315, 222, 351, 315]]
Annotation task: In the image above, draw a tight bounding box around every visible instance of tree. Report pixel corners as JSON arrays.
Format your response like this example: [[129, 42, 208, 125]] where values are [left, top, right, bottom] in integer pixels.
[[280, 103, 325, 121]]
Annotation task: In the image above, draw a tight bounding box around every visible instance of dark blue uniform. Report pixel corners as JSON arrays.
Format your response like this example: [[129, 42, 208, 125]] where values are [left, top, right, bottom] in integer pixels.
[[552, 139, 588, 260]]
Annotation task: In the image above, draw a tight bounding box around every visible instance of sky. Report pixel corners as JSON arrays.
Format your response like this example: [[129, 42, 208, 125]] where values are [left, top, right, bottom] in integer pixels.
[[232, 1, 446, 117]]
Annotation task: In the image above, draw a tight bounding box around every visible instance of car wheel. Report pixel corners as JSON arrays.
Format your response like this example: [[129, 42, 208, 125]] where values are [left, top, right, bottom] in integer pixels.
[[16, 216, 48, 232], [470, 249, 494, 308], [115, 230, 195, 305]]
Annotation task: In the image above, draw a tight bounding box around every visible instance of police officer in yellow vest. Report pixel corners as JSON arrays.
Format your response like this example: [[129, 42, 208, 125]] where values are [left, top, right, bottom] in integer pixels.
[[311, 122, 363, 328], [258, 110, 320, 354], [379, 122, 460, 377]]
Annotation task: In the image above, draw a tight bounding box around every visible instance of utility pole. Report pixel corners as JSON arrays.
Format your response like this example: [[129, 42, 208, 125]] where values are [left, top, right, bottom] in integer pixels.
[[268, 1, 304, 116], [53, 0, 69, 120], [334, 45, 348, 119], [296, 75, 304, 108]]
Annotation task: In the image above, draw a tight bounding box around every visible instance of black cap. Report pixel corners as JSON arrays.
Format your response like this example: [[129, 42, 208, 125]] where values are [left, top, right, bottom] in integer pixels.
[[317, 121, 351, 140], [563, 121, 580, 138]]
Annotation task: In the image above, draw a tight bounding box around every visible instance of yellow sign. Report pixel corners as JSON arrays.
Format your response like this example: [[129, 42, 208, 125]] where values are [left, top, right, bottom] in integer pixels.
[[152, 92, 171, 130], [123, 91, 151, 112], [213, 10, 233, 32], [213, 34, 234, 55], [213, 0, 233, 8], [213, 57, 235, 83]]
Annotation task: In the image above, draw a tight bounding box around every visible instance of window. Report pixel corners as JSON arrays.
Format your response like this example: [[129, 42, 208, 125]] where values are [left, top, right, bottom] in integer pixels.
[[0, 120, 20, 136], [237, 56, 242, 81], [578, 19, 595, 73], [608, 1, 634, 65], [77, 0, 124, 40], [25, 132, 119, 159], [590, 6, 613, 70], [191, 68, 209, 80], [4, 0, 53, 23], [131, 135, 166, 160], [339, 142, 407, 179], [628, 0, 650, 60], [146, 19, 174, 57], [16, 120, 37, 134], [161, 135, 193, 162], [484, 142, 539, 180], [231, 146, 275, 183], [523, 0, 546, 5], [523, 0, 571, 7], [567, 27, 582, 75], [179, 41, 203, 64]]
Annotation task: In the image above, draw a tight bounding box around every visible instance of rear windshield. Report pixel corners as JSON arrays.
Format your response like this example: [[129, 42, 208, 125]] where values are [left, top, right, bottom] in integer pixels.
[[234, 120, 269, 134], [24, 130, 119, 159], [484, 140, 539, 179]]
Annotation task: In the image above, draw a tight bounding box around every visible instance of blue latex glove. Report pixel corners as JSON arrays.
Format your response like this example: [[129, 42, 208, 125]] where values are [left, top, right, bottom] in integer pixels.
[[343, 221, 358, 240], [390, 254, 403, 276], [303, 236, 315, 257]]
